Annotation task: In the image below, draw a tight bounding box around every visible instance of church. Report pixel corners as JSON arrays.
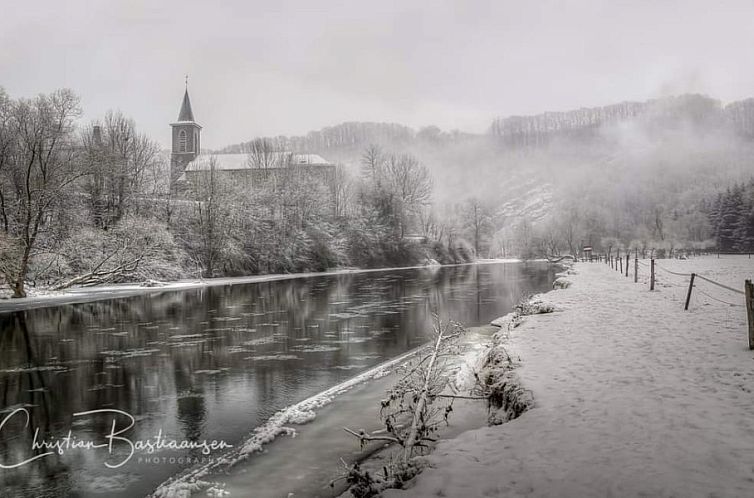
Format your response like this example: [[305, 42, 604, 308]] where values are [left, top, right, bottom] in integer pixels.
[[169, 87, 334, 189]]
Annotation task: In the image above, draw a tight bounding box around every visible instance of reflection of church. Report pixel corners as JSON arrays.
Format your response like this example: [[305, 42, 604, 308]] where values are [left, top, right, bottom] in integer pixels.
[[169, 87, 334, 189]]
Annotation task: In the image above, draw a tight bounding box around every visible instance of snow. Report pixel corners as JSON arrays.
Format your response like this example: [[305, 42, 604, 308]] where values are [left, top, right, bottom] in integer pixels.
[[183, 153, 332, 172], [385, 256, 754, 498]]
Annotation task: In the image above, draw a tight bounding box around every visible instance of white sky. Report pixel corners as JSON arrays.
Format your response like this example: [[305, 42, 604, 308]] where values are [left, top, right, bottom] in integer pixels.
[[2, 0, 754, 149]]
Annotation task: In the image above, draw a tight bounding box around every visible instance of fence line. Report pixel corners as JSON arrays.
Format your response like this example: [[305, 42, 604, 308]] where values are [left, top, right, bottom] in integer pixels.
[[653, 263, 692, 278], [585, 254, 754, 349], [652, 261, 745, 296], [695, 287, 745, 307], [694, 274, 745, 296]]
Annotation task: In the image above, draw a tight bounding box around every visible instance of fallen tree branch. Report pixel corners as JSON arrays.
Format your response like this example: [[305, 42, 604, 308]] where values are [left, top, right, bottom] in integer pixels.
[[52, 252, 143, 290], [342, 427, 402, 446], [401, 319, 452, 463], [341, 316, 468, 496]]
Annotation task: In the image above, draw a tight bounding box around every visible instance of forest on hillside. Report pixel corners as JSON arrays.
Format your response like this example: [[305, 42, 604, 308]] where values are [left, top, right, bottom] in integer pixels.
[[0, 88, 752, 298], [221, 94, 754, 259]]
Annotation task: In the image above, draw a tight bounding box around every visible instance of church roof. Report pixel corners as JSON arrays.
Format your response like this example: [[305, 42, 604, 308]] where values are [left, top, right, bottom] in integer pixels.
[[183, 153, 332, 172], [177, 89, 195, 122]]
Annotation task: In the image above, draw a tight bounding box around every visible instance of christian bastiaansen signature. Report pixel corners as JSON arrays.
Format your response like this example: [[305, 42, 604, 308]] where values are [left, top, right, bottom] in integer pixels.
[[0, 407, 233, 469]]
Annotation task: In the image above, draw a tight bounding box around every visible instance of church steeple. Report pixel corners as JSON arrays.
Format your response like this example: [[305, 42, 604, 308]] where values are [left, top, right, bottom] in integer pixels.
[[170, 80, 202, 187], [177, 88, 195, 122]]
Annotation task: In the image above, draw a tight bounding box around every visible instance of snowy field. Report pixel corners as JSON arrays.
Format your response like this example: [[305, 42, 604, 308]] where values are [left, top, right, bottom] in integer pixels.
[[385, 255, 754, 498]]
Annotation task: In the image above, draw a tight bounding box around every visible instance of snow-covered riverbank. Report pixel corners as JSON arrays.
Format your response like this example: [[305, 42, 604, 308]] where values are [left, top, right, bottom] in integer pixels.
[[0, 259, 523, 313], [385, 255, 754, 497]]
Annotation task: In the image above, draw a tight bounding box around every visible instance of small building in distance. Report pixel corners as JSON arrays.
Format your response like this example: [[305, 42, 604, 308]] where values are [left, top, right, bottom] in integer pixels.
[[169, 86, 335, 190]]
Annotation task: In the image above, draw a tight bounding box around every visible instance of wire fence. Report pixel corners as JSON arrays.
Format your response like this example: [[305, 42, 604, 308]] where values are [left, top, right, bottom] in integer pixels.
[[587, 253, 754, 349]]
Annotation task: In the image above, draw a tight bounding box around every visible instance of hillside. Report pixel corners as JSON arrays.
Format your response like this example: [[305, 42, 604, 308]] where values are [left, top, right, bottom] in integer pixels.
[[218, 94, 754, 256]]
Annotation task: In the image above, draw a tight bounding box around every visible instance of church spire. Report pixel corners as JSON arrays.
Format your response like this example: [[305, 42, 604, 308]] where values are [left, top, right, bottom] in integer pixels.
[[170, 80, 201, 187], [177, 84, 195, 122]]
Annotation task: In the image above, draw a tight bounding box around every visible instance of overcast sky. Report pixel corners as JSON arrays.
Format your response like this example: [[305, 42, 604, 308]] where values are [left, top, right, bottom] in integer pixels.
[[2, 0, 754, 149]]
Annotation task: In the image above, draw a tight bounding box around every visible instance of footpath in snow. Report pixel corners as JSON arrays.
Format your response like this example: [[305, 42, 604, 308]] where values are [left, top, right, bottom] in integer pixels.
[[386, 255, 754, 498]]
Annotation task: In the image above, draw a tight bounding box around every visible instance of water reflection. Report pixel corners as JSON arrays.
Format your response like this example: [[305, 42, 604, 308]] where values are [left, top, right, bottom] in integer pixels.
[[0, 262, 555, 497]]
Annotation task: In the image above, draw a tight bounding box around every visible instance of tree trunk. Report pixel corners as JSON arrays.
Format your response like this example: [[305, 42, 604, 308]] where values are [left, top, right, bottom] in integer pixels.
[[12, 279, 26, 298]]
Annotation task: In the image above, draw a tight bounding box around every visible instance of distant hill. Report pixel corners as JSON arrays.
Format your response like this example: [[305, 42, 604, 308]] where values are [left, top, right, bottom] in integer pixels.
[[218, 94, 754, 156], [215, 94, 754, 245], [489, 94, 754, 146]]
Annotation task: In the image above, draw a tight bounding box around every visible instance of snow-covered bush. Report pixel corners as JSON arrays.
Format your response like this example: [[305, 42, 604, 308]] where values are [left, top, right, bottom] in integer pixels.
[[514, 295, 556, 315], [43, 216, 188, 288], [553, 277, 572, 289]]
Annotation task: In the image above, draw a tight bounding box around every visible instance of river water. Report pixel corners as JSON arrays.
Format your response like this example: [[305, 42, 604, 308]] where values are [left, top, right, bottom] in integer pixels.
[[0, 262, 556, 497]]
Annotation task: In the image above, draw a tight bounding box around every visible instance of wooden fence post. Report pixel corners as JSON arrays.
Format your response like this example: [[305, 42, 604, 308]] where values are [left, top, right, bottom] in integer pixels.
[[745, 280, 754, 350], [619, 255, 623, 274], [625, 255, 629, 277], [634, 257, 638, 283], [650, 259, 655, 291], [684, 273, 696, 310]]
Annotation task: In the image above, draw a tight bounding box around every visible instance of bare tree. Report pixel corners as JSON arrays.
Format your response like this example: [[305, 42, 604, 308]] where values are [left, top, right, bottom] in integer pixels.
[[360, 144, 383, 182], [0, 89, 83, 297], [0, 88, 14, 234], [383, 153, 433, 237], [327, 164, 352, 219], [461, 197, 494, 256], [245, 138, 280, 182], [185, 156, 245, 277], [558, 204, 581, 257], [83, 111, 160, 228]]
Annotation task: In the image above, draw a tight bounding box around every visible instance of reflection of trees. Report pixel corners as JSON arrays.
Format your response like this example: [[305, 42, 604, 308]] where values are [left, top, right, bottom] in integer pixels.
[[0, 312, 70, 491], [172, 356, 206, 449]]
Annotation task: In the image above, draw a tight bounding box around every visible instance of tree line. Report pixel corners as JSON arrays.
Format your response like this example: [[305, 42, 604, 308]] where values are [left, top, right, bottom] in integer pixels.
[[0, 88, 486, 298], [490, 94, 754, 148], [705, 181, 754, 253], [505, 176, 754, 260], [176, 139, 480, 279]]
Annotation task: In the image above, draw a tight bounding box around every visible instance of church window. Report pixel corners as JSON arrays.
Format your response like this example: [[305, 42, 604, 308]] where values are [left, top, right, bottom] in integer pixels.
[[178, 129, 188, 152]]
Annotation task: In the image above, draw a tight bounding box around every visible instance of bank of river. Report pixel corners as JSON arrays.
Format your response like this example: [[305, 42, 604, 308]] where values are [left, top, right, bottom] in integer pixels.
[[0, 260, 523, 314], [384, 257, 754, 498]]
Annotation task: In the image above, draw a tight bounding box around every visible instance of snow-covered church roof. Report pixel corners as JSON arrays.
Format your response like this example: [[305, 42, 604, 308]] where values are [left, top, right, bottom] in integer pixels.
[[183, 153, 332, 172]]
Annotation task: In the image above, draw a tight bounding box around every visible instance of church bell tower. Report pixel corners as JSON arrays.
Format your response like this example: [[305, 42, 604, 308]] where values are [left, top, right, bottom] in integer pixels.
[[170, 81, 202, 185]]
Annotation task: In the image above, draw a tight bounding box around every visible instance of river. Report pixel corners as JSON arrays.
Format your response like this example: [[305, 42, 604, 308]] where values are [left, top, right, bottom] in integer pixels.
[[0, 261, 556, 497]]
